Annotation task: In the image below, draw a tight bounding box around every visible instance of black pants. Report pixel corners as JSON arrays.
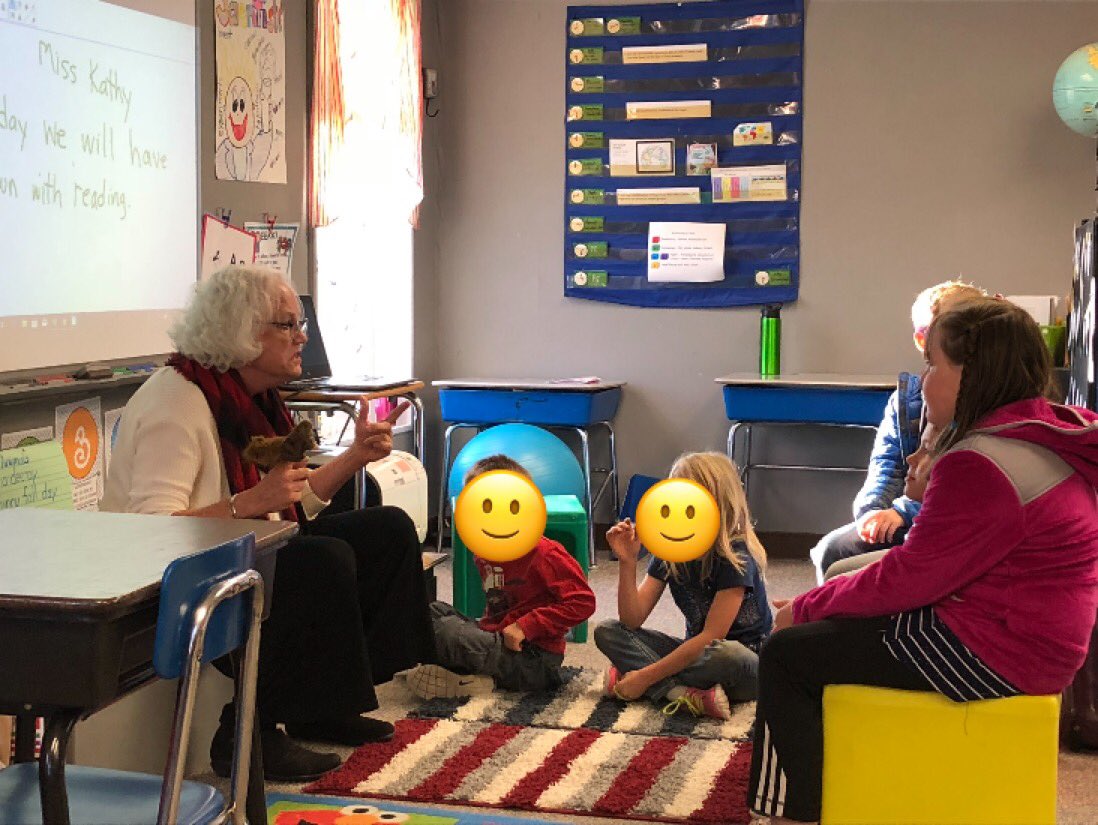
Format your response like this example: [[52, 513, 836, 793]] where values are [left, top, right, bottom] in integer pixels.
[[235, 506, 437, 726], [748, 617, 933, 822]]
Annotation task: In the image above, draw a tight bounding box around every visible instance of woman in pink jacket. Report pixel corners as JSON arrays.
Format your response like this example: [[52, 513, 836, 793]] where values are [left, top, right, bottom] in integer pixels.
[[749, 297, 1098, 824]]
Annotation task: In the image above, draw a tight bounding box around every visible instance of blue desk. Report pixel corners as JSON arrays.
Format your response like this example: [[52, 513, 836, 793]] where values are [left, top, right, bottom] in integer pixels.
[[716, 373, 895, 494], [432, 379, 625, 565]]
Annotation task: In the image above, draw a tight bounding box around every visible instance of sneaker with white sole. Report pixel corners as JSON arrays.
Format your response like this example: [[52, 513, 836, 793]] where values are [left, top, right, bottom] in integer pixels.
[[661, 685, 732, 720], [406, 664, 492, 700]]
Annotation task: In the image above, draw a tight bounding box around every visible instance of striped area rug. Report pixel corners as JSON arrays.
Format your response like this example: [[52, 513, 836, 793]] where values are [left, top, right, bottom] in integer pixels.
[[304, 717, 753, 823], [409, 667, 755, 742]]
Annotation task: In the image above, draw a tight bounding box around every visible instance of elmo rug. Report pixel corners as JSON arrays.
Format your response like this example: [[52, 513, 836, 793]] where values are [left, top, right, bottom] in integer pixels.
[[304, 716, 752, 823], [267, 791, 560, 824]]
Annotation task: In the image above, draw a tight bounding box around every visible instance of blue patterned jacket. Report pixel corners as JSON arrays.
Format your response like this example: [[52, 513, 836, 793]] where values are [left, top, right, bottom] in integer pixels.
[[852, 371, 923, 524]]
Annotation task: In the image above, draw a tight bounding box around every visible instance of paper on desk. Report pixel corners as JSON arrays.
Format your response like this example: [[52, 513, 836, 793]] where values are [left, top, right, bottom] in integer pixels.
[[0, 441, 74, 511], [547, 376, 603, 384]]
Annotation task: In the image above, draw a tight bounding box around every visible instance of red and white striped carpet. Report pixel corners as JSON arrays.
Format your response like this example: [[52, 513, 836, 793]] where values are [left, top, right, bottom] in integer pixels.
[[305, 716, 753, 823]]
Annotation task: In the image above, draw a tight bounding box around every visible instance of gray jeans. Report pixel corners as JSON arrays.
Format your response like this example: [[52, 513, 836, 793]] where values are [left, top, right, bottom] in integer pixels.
[[823, 548, 889, 581], [593, 618, 759, 703], [430, 601, 565, 692]]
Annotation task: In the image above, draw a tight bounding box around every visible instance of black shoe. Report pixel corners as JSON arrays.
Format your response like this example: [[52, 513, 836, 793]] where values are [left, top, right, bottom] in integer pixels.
[[285, 715, 395, 747], [210, 724, 342, 782]]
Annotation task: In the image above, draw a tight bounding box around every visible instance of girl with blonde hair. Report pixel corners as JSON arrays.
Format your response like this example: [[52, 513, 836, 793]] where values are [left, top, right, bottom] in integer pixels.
[[594, 451, 772, 720]]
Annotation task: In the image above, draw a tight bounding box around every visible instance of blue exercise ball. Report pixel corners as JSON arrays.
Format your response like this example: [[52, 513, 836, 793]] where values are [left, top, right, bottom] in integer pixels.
[[448, 424, 585, 501]]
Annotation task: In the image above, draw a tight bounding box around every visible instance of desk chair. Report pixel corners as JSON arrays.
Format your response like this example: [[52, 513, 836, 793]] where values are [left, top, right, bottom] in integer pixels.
[[0, 535, 265, 825]]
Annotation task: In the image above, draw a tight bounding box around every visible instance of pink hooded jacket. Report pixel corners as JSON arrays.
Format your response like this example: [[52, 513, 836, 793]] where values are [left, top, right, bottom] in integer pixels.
[[793, 397, 1098, 695]]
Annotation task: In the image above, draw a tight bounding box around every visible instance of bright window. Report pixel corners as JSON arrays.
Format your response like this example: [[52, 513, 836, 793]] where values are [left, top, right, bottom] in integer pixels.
[[313, 0, 421, 385]]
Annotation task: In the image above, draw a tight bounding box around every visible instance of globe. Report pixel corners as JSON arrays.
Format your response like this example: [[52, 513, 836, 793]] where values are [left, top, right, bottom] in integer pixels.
[[1053, 43, 1098, 137]]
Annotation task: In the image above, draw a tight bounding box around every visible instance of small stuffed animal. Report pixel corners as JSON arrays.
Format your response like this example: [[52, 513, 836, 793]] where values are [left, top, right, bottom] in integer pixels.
[[242, 419, 318, 471]]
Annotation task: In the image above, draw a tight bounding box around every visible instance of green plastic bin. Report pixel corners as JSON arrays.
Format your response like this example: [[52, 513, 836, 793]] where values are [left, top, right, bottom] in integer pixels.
[[451, 494, 590, 643]]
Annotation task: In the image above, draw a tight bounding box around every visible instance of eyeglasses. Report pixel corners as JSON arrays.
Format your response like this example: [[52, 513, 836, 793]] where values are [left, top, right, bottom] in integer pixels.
[[268, 318, 308, 335]]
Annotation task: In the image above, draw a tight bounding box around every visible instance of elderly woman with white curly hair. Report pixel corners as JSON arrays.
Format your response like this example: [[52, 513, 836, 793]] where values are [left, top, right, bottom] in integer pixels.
[[102, 266, 437, 782]]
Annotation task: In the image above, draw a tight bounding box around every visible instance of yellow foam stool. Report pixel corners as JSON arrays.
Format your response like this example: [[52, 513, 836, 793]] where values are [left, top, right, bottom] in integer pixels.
[[822, 685, 1058, 825]]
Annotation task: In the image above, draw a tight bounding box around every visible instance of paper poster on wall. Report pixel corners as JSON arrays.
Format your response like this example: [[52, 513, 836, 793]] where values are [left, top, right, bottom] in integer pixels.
[[244, 221, 299, 279], [201, 215, 258, 280], [1, 426, 54, 451], [711, 164, 787, 202], [103, 408, 124, 476], [54, 397, 103, 510], [214, 0, 287, 183], [0, 441, 74, 511], [646, 222, 726, 283]]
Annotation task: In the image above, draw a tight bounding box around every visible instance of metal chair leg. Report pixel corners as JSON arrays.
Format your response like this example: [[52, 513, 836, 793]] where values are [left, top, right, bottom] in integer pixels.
[[742, 423, 755, 494], [436, 424, 459, 553], [604, 421, 620, 520], [574, 426, 596, 567], [405, 393, 426, 465], [39, 709, 80, 825]]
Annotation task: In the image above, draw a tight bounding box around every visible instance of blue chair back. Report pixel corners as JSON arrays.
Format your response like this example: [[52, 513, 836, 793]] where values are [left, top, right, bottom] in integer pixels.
[[154, 533, 255, 680], [620, 474, 661, 523]]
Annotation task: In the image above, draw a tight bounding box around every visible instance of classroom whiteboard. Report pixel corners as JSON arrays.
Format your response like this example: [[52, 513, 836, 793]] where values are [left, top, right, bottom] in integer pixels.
[[0, 0, 198, 373]]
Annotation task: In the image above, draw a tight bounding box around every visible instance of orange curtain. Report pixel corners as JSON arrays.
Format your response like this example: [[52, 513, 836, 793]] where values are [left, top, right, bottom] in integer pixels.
[[309, 0, 423, 229], [309, 0, 344, 228], [393, 0, 424, 228]]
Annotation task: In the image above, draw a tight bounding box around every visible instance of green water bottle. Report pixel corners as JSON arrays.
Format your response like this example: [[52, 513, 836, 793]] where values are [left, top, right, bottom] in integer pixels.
[[759, 304, 781, 376]]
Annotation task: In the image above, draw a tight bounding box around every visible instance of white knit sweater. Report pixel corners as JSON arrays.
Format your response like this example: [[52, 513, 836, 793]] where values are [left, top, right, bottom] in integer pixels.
[[101, 367, 326, 518]]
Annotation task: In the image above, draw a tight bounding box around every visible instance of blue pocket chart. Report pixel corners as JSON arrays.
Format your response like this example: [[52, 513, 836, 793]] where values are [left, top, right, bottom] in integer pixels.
[[564, 0, 804, 308]]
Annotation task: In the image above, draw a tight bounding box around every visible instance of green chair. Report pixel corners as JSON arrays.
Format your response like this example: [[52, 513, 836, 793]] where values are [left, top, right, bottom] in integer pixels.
[[452, 494, 589, 642]]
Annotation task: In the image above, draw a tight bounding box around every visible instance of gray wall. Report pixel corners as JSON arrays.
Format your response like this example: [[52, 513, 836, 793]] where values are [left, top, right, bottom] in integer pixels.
[[419, 0, 1097, 532]]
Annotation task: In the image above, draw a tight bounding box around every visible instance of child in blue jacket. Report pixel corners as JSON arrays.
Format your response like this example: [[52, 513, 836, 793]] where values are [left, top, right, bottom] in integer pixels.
[[809, 280, 986, 582]]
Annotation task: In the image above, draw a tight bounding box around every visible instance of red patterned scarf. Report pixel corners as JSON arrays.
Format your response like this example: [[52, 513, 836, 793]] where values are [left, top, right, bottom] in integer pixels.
[[168, 353, 300, 522]]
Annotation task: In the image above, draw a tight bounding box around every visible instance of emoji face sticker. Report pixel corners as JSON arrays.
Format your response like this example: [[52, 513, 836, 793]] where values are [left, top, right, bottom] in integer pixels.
[[224, 76, 254, 148], [454, 470, 546, 563], [635, 479, 720, 563]]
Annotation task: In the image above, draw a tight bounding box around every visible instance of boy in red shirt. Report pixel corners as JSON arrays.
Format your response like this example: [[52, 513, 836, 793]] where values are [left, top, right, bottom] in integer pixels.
[[406, 455, 596, 699]]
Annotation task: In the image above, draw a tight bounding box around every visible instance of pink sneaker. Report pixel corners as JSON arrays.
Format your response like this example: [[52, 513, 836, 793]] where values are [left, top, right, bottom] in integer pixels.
[[603, 666, 626, 699], [662, 685, 731, 721]]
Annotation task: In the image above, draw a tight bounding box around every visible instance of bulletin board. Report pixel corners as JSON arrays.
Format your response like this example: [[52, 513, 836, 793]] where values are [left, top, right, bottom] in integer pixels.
[[564, 0, 803, 308]]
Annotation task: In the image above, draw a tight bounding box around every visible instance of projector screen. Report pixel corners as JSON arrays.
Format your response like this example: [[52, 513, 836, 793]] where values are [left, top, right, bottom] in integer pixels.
[[0, 0, 197, 374]]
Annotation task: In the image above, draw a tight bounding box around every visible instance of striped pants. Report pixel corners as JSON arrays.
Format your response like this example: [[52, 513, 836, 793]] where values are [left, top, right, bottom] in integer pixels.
[[748, 616, 932, 822]]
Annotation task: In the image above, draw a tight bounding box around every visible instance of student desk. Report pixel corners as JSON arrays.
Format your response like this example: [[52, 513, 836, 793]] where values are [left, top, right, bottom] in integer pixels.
[[283, 380, 426, 508], [716, 373, 895, 494], [0, 509, 296, 825], [432, 379, 625, 565]]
